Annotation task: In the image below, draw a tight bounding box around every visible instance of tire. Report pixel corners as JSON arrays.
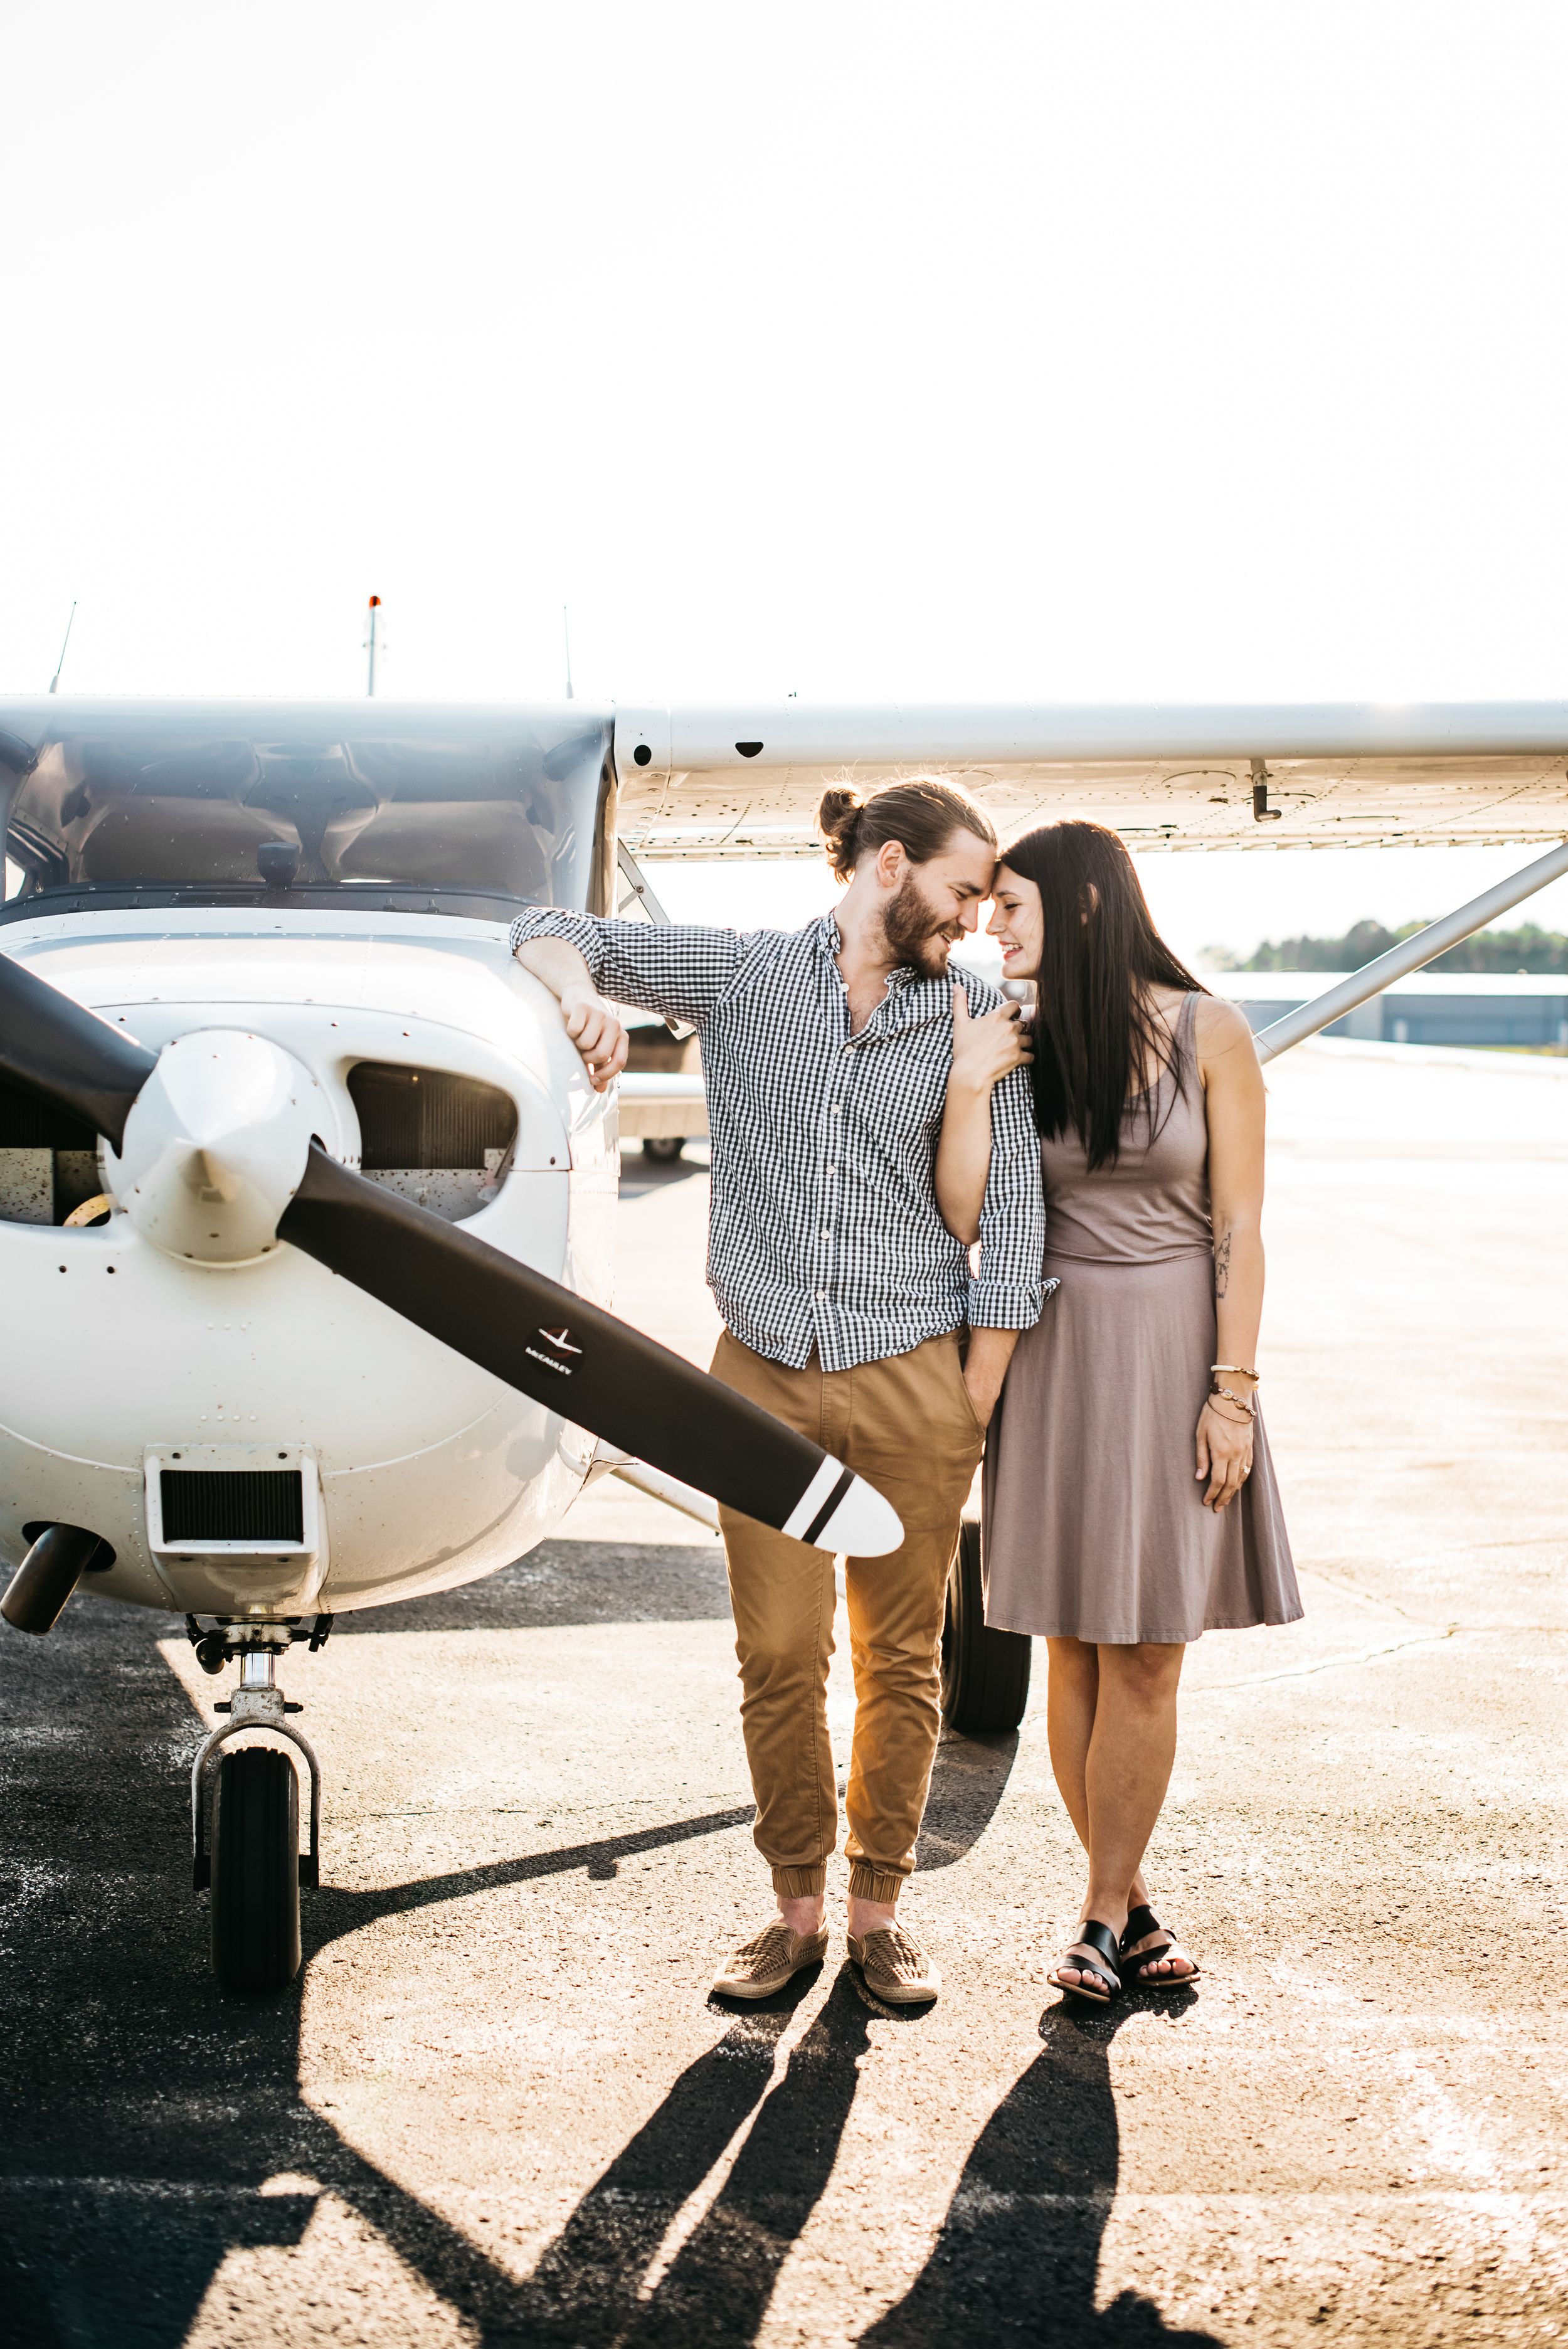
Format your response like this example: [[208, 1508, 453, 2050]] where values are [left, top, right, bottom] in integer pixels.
[[642, 1135, 685, 1163], [210, 1747, 302, 1993], [940, 1517, 1032, 1734]]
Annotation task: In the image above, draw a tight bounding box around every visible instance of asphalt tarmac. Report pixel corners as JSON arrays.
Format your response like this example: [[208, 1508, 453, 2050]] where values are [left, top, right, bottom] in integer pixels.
[[3, 1037, 1565, 2347]]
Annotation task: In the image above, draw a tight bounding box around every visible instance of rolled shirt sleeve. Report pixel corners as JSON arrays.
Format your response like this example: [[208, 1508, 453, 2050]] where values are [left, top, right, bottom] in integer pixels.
[[968, 1061, 1046, 1330], [508, 908, 746, 1029]]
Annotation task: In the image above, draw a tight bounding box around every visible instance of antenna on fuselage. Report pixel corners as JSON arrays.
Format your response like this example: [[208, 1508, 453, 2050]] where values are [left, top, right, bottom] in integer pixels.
[[48, 602, 76, 696], [365, 595, 382, 697], [563, 606, 574, 700]]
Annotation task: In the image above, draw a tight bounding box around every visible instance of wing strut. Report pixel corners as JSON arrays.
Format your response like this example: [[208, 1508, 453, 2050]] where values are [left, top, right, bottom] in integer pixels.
[[1253, 836, 1568, 1062]]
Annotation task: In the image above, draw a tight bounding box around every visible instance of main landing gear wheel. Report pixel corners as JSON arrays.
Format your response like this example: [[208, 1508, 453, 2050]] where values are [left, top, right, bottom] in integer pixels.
[[642, 1135, 686, 1163], [210, 1747, 302, 1993], [940, 1517, 1032, 1734]]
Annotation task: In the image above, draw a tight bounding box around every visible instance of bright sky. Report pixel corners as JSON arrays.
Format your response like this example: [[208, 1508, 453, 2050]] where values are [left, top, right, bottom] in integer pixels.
[[6, 4, 1567, 955]]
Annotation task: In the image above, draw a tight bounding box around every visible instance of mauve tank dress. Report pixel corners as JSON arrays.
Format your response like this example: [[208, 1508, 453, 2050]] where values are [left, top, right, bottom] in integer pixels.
[[981, 993, 1300, 1645]]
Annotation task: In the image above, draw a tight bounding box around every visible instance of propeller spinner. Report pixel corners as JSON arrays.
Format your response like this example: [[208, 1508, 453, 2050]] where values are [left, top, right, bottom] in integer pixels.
[[0, 952, 904, 1592]]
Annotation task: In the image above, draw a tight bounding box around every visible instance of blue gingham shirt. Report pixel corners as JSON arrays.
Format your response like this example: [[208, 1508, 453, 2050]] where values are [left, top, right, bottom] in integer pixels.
[[509, 908, 1045, 1374]]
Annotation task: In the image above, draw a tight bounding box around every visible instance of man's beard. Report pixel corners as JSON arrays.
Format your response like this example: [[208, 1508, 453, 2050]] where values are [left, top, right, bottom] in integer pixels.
[[881, 872, 961, 977]]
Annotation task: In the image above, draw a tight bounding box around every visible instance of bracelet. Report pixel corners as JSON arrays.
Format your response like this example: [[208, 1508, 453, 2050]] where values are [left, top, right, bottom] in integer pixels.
[[1207, 1387, 1256, 1419], [1210, 1364, 1259, 1381]]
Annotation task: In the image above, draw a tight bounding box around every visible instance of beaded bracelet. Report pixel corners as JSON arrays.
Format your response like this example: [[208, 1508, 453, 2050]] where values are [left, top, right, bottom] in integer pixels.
[[1207, 1386, 1256, 1420], [1210, 1364, 1260, 1381]]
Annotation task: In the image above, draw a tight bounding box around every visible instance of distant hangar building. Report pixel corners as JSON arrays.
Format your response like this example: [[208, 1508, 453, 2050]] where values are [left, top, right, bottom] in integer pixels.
[[1219, 972, 1568, 1053]]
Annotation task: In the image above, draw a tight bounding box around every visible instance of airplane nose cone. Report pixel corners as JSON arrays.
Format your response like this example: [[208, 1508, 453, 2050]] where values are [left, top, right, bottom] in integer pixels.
[[107, 1031, 322, 1265]]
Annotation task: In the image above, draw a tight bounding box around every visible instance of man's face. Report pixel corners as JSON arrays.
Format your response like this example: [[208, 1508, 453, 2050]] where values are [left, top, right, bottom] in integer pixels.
[[880, 830, 997, 977]]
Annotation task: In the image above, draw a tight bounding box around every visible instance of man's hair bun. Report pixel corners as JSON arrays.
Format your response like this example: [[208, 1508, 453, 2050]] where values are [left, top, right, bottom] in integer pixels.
[[817, 786, 867, 876], [815, 773, 997, 882]]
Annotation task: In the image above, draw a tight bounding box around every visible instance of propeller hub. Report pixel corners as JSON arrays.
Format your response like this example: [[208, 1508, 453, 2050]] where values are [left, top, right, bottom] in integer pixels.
[[107, 1030, 321, 1265]]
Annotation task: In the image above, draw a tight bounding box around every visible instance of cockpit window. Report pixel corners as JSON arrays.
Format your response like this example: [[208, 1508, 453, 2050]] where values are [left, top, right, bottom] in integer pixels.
[[1, 706, 613, 916]]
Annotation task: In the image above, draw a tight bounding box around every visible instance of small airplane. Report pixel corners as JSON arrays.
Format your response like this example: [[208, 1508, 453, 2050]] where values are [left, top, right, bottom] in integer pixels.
[[3, 696, 1564, 1991]]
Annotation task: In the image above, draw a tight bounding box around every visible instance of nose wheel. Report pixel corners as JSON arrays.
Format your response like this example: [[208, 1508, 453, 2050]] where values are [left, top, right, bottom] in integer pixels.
[[211, 1747, 302, 1991], [189, 1622, 326, 1993]]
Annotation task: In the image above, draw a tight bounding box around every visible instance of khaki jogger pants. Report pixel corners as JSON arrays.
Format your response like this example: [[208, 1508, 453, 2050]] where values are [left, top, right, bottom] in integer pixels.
[[711, 1327, 988, 1906]]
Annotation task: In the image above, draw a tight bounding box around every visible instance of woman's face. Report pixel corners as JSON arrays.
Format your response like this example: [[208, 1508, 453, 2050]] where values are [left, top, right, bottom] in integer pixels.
[[986, 864, 1044, 980]]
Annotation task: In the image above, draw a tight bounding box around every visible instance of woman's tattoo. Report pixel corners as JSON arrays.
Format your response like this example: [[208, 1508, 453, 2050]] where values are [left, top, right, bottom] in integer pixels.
[[1214, 1229, 1232, 1298]]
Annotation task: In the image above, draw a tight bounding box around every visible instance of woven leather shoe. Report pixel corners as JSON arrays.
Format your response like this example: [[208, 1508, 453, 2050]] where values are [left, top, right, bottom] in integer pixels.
[[848, 1922, 941, 2005], [712, 1921, 829, 2000]]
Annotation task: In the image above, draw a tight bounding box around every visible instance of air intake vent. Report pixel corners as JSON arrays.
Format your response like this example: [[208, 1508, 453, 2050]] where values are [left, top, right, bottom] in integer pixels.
[[160, 1470, 304, 1544], [0, 1078, 97, 1150], [347, 1063, 517, 1171]]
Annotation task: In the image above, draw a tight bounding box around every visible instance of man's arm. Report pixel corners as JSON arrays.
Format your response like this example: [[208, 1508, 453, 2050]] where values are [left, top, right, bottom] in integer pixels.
[[508, 908, 748, 1091], [966, 1059, 1046, 1419], [514, 937, 630, 1093], [963, 1326, 1020, 1428]]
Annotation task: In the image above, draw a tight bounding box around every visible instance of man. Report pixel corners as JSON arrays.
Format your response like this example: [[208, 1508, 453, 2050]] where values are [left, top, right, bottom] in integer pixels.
[[511, 776, 1042, 2004]]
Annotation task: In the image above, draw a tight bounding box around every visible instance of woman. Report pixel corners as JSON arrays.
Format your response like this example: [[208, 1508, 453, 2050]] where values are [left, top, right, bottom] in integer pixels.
[[936, 820, 1298, 2003]]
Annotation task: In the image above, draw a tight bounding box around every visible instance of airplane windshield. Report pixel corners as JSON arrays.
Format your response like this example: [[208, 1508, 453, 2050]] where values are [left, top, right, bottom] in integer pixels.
[[0, 704, 614, 920]]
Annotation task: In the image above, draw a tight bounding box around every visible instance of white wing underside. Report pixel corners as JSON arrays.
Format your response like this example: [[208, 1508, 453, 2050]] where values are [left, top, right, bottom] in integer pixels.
[[612, 703, 1568, 856]]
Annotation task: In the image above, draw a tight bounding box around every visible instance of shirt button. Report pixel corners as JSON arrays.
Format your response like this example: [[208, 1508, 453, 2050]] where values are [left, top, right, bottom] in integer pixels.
[[815, 1290, 827, 1300], [841, 1044, 853, 1056]]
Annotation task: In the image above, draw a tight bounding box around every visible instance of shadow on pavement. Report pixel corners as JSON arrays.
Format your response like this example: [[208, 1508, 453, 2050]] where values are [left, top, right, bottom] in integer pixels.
[[866, 1998, 1218, 2349], [502, 1963, 879, 2345], [916, 1730, 1019, 1870], [332, 1538, 731, 1633]]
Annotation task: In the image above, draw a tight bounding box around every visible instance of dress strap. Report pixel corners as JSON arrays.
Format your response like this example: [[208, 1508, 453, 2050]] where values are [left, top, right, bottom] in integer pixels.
[[1165, 990, 1200, 1098]]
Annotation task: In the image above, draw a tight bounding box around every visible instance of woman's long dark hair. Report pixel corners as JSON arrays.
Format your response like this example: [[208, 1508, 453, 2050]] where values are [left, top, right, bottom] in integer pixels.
[[1002, 820, 1209, 1170]]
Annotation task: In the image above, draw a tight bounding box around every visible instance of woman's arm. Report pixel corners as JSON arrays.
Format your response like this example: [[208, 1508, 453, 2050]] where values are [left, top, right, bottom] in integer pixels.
[[1194, 995, 1268, 1510], [935, 991, 1032, 1244]]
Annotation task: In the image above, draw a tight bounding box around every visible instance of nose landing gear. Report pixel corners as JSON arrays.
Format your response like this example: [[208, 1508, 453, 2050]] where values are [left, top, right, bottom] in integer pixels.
[[188, 1618, 328, 1993]]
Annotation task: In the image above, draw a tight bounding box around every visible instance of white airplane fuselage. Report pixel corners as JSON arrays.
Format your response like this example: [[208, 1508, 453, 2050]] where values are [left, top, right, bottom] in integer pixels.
[[0, 906, 618, 1620]]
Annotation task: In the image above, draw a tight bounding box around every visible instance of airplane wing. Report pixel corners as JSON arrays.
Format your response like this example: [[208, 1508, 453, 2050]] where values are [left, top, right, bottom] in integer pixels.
[[611, 703, 1568, 856]]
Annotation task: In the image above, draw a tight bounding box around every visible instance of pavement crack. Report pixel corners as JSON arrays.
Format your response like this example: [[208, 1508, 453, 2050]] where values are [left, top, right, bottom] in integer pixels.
[[1196, 1626, 1458, 1691]]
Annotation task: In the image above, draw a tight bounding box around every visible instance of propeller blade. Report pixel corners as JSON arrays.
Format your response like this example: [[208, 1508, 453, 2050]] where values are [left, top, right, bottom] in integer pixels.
[[278, 1145, 903, 1554], [0, 952, 157, 1151]]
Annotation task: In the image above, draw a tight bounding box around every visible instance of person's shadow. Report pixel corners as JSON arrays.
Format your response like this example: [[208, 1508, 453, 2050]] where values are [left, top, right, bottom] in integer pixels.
[[503, 1962, 879, 2346], [864, 1993, 1220, 2349]]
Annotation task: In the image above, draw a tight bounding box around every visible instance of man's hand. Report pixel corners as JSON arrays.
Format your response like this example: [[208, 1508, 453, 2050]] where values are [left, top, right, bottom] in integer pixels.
[[950, 989, 1032, 1096], [962, 1326, 1019, 1430], [513, 937, 631, 1094], [560, 984, 630, 1093]]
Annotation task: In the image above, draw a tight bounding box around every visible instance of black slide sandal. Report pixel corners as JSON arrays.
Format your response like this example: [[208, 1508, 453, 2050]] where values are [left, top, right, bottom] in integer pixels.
[[1047, 1918, 1123, 2005], [1120, 1902, 1200, 1990]]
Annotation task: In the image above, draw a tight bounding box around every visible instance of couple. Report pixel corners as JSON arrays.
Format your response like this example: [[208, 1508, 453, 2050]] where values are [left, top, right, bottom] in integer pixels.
[[511, 777, 1298, 2008]]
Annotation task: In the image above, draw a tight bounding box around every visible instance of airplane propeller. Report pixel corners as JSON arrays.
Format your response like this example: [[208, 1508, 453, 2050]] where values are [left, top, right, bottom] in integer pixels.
[[0, 950, 903, 1574]]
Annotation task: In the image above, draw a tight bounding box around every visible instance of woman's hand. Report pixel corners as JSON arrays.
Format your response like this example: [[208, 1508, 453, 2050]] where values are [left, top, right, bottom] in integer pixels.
[[950, 990, 1032, 1096], [1195, 1396, 1254, 1511]]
